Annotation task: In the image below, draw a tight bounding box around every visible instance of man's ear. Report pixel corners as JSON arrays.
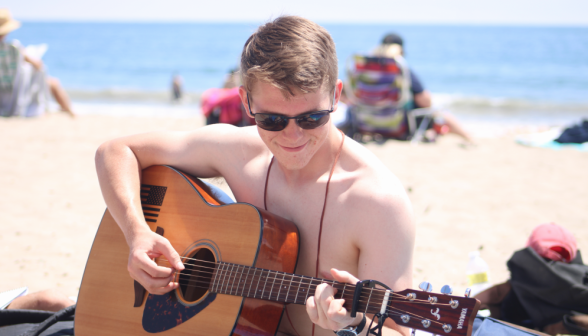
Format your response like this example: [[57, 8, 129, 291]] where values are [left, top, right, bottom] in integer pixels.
[[238, 85, 254, 118], [334, 79, 344, 108]]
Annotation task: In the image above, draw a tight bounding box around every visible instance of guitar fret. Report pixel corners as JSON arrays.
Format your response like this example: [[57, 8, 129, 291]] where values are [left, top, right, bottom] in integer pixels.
[[255, 268, 263, 299], [304, 276, 312, 304], [267, 271, 275, 300], [247, 268, 256, 298], [294, 275, 302, 304], [263, 270, 270, 299], [212, 263, 221, 293], [220, 263, 228, 293], [341, 283, 347, 300], [365, 287, 374, 313], [276, 272, 286, 302], [222, 264, 234, 294], [286, 273, 293, 303], [219, 263, 228, 294], [231, 264, 240, 295], [242, 266, 251, 297], [217, 263, 227, 293]]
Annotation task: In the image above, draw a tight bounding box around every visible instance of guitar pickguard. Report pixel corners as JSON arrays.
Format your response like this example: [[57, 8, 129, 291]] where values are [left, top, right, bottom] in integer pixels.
[[142, 291, 217, 333]]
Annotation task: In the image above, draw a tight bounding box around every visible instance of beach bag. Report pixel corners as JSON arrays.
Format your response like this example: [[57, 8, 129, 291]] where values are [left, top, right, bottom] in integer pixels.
[[0, 305, 74, 336], [501, 247, 588, 331], [555, 120, 588, 144]]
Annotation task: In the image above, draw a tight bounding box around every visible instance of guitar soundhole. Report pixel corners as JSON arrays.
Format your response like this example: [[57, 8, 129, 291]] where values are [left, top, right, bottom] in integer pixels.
[[178, 248, 215, 303]]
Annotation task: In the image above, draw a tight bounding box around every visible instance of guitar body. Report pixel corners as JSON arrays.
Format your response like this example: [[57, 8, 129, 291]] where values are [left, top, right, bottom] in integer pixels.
[[75, 165, 300, 336]]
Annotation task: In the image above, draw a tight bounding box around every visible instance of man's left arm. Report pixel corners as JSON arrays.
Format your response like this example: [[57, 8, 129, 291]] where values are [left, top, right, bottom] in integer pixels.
[[307, 183, 415, 335]]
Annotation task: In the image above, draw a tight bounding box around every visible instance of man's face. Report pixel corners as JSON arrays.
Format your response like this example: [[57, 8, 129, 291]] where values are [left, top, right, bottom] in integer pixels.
[[240, 81, 336, 171]]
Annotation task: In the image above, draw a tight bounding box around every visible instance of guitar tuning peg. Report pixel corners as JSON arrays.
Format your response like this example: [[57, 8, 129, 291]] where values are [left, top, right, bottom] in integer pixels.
[[440, 285, 453, 295], [464, 288, 472, 297], [418, 281, 432, 292]]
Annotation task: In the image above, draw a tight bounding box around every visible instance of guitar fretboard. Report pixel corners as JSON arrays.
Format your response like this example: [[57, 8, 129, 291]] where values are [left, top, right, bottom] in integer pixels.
[[210, 261, 384, 315]]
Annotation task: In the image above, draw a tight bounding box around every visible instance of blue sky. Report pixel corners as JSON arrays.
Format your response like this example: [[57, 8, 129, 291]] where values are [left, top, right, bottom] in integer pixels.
[[5, 0, 588, 26]]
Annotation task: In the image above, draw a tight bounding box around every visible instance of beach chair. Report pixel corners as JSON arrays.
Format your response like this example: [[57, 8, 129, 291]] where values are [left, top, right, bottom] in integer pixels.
[[343, 54, 435, 143], [0, 41, 49, 117], [0, 41, 22, 117]]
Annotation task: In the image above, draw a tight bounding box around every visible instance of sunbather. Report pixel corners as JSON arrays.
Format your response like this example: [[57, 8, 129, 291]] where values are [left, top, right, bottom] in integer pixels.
[[374, 33, 474, 143], [0, 8, 75, 118]]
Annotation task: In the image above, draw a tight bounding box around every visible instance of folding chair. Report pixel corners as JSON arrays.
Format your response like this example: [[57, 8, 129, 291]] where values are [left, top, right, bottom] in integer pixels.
[[344, 54, 435, 143], [0, 41, 49, 117]]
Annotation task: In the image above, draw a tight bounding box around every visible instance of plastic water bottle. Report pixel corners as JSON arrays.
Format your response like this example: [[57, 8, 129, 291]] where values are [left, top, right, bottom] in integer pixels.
[[466, 251, 491, 297]]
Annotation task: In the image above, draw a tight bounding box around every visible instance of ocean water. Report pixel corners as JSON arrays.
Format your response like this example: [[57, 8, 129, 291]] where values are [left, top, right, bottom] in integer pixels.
[[9, 22, 588, 123]]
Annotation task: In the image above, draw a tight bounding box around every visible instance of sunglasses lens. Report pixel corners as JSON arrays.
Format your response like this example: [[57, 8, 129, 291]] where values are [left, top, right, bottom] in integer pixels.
[[297, 113, 330, 129], [254, 114, 288, 131]]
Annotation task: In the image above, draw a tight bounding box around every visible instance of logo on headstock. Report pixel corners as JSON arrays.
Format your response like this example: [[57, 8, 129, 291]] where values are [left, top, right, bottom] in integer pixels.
[[430, 308, 440, 320], [457, 308, 468, 329]]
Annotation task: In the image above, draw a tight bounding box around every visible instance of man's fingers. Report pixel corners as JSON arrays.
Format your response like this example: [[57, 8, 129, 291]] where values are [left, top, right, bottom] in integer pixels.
[[135, 253, 176, 278], [306, 296, 319, 323], [133, 271, 177, 295], [330, 268, 359, 285], [155, 237, 185, 271], [327, 298, 347, 328]]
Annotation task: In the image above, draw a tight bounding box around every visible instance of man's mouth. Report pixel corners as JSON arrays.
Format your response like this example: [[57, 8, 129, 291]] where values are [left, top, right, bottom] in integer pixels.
[[280, 142, 307, 152]]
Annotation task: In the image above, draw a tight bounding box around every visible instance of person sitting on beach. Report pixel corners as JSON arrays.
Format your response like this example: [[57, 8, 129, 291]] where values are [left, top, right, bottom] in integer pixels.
[[96, 16, 414, 336], [0, 8, 75, 118], [374, 33, 473, 143]]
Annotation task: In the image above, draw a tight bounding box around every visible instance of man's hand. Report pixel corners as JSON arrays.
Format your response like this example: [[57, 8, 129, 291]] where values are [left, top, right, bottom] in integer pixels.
[[126, 227, 185, 295], [306, 268, 364, 331]]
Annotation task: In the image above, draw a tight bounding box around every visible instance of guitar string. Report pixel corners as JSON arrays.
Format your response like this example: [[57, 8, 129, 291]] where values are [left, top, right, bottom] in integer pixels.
[[145, 274, 446, 330], [159, 258, 435, 305], [158, 257, 455, 307], [144, 273, 446, 330], [162, 274, 454, 327], [157, 259, 455, 309], [160, 256, 455, 307], [158, 256, 428, 304], [160, 255, 457, 308]]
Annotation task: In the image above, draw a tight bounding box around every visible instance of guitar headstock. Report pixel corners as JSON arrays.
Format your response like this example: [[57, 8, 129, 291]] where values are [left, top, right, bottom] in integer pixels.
[[386, 283, 480, 336]]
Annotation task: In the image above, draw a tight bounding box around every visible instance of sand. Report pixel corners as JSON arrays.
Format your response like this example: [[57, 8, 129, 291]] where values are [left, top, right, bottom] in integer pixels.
[[1, 112, 587, 301]]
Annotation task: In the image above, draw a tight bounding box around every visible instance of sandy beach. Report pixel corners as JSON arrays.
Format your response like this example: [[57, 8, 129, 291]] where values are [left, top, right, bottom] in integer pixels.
[[1, 111, 586, 301]]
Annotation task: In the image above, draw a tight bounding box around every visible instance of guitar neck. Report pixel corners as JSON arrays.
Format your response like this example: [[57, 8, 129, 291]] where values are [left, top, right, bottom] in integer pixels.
[[210, 261, 381, 314]]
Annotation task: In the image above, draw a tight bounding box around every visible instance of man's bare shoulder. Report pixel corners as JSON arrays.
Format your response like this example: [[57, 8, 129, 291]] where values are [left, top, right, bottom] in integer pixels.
[[339, 139, 411, 209], [334, 139, 415, 289], [335, 138, 414, 238]]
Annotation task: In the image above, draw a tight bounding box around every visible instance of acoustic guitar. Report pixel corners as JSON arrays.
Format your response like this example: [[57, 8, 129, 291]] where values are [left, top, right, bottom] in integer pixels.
[[75, 165, 480, 336]]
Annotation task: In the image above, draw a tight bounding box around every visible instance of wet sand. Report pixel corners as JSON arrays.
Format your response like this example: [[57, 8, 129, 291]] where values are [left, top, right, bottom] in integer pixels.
[[1, 112, 586, 300]]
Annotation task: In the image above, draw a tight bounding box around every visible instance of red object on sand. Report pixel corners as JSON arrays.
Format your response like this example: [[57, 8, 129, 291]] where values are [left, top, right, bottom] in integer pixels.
[[526, 223, 577, 263]]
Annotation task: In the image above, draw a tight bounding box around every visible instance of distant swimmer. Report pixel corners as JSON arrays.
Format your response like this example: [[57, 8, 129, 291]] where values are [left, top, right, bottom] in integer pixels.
[[171, 73, 183, 102]]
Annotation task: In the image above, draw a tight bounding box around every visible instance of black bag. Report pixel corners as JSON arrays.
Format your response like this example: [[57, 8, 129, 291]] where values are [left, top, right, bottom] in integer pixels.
[[501, 248, 588, 331], [0, 305, 74, 336]]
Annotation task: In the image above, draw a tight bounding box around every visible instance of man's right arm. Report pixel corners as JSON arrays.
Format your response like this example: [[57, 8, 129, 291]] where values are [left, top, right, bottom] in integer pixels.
[[94, 124, 251, 294]]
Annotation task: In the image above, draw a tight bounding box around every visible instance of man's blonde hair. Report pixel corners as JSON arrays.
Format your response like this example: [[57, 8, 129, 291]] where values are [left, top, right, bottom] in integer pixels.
[[240, 16, 338, 97]]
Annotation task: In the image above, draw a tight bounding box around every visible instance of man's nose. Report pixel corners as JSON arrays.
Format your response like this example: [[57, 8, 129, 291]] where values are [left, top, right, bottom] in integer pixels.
[[281, 118, 304, 140]]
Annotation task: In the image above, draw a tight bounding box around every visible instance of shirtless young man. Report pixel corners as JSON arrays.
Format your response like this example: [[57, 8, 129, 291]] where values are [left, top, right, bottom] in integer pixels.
[[95, 16, 414, 336]]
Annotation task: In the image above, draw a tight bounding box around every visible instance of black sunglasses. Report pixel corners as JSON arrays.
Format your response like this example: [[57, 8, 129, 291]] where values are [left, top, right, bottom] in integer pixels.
[[246, 90, 336, 132]]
